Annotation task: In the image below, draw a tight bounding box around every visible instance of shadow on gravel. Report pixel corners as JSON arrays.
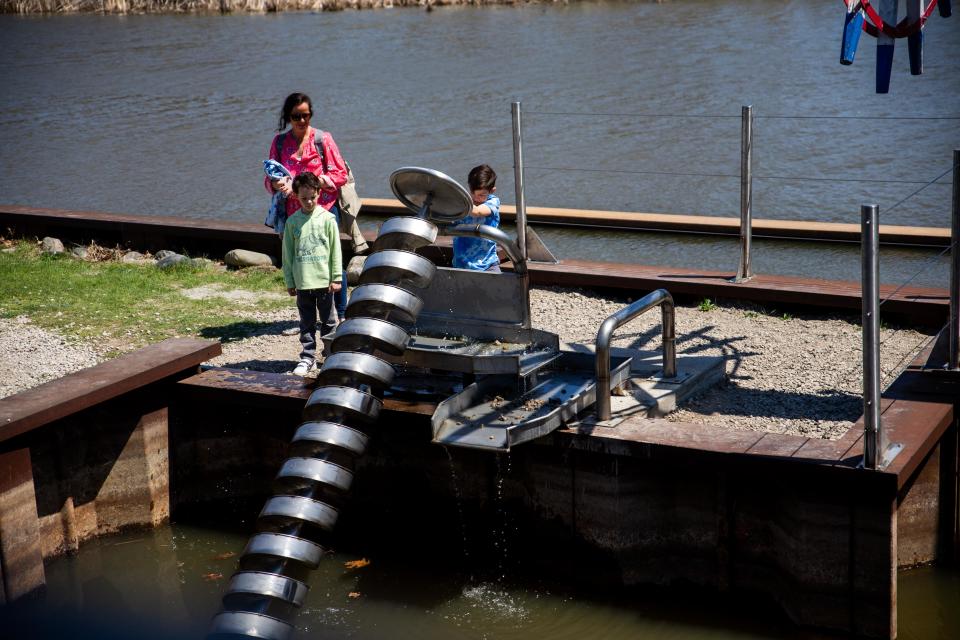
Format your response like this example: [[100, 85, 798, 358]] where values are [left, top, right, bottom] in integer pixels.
[[685, 387, 862, 423], [610, 323, 754, 380], [199, 319, 297, 343]]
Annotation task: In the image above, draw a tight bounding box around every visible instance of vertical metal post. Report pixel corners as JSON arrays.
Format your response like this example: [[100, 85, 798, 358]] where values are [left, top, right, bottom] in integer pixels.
[[862, 204, 883, 470], [735, 105, 754, 282], [511, 101, 528, 261], [949, 149, 960, 370]]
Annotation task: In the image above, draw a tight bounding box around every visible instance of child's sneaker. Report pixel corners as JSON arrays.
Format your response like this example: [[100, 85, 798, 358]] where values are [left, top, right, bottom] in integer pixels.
[[292, 360, 313, 376]]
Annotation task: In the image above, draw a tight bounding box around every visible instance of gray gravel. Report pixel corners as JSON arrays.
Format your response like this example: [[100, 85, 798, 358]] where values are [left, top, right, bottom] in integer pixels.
[[527, 287, 930, 439], [0, 317, 105, 399], [1, 287, 933, 440]]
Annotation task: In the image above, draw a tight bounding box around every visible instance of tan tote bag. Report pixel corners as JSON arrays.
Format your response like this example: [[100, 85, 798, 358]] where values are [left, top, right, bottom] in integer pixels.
[[314, 130, 369, 254]]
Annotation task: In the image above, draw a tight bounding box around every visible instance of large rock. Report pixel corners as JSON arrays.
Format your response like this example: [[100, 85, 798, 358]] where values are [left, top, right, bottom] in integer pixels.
[[121, 251, 145, 263], [155, 249, 177, 260], [156, 253, 190, 269], [41, 237, 64, 255], [346, 255, 367, 285], [225, 249, 276, 269]]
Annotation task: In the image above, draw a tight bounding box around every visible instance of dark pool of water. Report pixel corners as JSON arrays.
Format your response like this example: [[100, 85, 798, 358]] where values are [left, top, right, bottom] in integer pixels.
[[2, 521, 957, 640]]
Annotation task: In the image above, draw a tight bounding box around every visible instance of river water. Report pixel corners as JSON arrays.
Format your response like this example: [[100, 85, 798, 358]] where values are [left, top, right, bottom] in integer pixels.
[[1, 2, 958, 287], [2, 519, 958, 640], [0, 5, 958, 637]]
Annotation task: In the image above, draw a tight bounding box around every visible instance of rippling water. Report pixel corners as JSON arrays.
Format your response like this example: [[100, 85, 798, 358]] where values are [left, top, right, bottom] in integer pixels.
[[0, 2, 957, 287], [0, 523, 955, 639]]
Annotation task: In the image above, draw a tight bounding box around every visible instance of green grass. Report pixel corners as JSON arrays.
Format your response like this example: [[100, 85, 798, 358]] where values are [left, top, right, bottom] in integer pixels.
[[0, 241, 290, 354], [697, 298, 717, 312]]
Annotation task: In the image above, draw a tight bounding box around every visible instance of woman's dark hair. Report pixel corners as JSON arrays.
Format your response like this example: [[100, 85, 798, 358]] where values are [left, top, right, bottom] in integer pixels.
[[292, 171, 322, 192], [468, 164, 497, 191], [278, 92, 313, 132]]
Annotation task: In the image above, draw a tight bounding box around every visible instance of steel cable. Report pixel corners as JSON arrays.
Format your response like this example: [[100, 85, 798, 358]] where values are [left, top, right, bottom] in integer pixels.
[[523, 110, 960, 121], [883, 162, 959, 214], [877, 240, 956, 311], [520, 164, 952, 187]]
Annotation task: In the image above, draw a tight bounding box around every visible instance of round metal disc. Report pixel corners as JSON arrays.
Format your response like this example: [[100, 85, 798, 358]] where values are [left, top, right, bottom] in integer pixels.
[[303, 385, 381, 424], [259, 495, 340, 532], [389, 167, 473, 223], [358, 249, 436, 290], [330, 317, 410, 356], [223, 571, 309, 608], [346, 284, 423, 324], [243, 532, 323, 569], [293, 421, 369, 457], [208, 611, 293, 640], [316, 353, 395, 390], [373, 216, 439, 252], [275, 458, 354, 493]]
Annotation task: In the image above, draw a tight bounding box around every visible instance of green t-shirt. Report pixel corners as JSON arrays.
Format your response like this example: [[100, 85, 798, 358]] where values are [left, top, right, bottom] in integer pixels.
[[281, 208, 343, 291]]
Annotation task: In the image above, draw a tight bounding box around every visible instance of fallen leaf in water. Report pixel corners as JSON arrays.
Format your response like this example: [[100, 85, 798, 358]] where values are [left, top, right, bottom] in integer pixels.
[[344, 558, 371, 570], [348, 591, 361, 598], [201, 573, 223, 581], [212, 551, 236, 560]]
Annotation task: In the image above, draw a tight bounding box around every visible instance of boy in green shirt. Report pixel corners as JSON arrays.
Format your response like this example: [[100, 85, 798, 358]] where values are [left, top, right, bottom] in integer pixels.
[[282, 171, 343, 376]]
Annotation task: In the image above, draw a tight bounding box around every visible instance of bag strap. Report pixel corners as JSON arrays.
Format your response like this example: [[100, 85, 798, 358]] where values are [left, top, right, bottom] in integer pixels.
[[313, 128, 328, 172]]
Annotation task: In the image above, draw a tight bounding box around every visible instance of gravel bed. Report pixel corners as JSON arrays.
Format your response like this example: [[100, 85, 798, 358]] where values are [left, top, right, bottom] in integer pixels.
[[0, 317, 105, 399], [528, 287, 931, 440], [1, 286, 933, 440]]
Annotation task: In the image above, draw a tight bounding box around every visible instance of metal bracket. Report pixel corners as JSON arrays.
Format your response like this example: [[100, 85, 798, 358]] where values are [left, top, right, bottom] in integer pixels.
[[857, 442, 904, 470]]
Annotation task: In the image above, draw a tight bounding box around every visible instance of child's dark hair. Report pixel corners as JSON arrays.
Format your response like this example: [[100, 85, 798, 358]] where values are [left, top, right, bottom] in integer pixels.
[[292, 171, 322, 192], [468, 164, 497, 191]]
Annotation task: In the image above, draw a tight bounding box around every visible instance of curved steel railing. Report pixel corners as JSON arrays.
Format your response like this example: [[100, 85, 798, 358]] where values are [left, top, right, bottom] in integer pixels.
[[595, 289, 677, 421], [445, 224, 528, 274]]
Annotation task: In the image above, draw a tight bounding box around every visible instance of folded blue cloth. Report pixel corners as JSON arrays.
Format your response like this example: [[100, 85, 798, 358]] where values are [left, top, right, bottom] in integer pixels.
[[263, 159, 292, 234]]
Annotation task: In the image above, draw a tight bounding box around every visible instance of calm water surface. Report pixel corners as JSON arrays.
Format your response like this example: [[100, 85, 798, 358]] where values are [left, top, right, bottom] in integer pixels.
[[1, 521, 956, 639], [0, 2, 958, 286]]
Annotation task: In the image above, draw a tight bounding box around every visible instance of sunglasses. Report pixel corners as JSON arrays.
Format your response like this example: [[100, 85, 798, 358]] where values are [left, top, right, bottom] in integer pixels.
[[289, 112, 312, 122]]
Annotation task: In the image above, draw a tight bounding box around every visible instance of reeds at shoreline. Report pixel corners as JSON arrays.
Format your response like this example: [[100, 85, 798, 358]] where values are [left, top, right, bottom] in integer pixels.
[[1, 0, 554, 14]]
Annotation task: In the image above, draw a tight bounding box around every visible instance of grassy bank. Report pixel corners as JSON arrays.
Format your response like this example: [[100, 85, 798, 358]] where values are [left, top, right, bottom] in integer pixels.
[[0, 0, 547, 16], [0, 239, 292, 355]]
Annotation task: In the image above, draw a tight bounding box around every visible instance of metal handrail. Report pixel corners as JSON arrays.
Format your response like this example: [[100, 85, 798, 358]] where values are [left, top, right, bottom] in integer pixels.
[[595, 289, 677, 421], [445, 224, 528, 274], [949, 149, 959, 370]]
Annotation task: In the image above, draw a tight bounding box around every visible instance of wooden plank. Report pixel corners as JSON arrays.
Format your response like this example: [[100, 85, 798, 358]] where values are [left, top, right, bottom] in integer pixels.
[[361, 199, 950, 247], [744, 433, 808, 457], [568, 418, 766, 455], [177, 368, 436, 416], [0, 448, 45, 602], [0, 338, 220, 444], [4, 203, 950, 250], [516, 259, 948, 320]]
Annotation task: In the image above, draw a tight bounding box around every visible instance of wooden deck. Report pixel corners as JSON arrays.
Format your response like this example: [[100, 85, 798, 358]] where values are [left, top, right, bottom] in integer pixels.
[[509, 258, 949, 323], [0, 338, 220, 445], [176, 351, 954, 495], [1, 204, 949, 325], [362, 198, 952, 247]]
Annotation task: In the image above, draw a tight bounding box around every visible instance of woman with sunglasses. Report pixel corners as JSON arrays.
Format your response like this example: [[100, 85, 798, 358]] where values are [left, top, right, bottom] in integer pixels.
[[266, 92, 350, 321]]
